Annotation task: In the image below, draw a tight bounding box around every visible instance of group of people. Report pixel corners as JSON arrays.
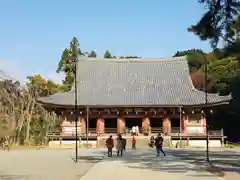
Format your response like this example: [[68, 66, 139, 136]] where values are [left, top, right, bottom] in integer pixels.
[[105, 133, 165, 157], [131, 126, 140, 136], [105, 134, 137, 157]]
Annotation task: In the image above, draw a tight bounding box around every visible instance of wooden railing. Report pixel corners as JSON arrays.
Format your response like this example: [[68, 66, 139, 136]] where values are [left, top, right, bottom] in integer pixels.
[[88, 128, 96, 133], [105, 128, 117, 134], [47, 132, 61, 136], [208, 129, 223, 136], [47, 127, 224, 137], [150, 127, 163, 134], [171, 127, 181, 133]]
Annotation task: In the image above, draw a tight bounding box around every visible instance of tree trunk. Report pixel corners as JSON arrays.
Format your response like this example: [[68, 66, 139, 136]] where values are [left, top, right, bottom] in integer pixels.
[[17, 102, 26, 144], [25, 100, 35, 142]]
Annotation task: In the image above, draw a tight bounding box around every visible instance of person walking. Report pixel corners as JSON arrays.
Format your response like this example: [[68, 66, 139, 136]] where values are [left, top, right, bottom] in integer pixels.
[[116, 134, 124, 156], [105, 135, 114, 157], [132, 135, 136, 150], [155, 133, 166, 156]]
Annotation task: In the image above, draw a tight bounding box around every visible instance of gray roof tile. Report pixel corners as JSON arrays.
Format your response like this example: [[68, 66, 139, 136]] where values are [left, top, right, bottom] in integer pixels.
[[38, 56, 231, 106]]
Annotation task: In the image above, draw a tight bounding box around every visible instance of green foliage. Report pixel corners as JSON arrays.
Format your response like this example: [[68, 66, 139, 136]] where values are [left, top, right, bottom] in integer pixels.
[[173, 49, 206, 72], [56, 37, 83, 90], [190, 0, 240, 48], [104, 50, 112, 58], [173, 49, 203, 57], [208, 57, 239, 92], [187, 52, 206, 71], [26, 74, 66, 97]]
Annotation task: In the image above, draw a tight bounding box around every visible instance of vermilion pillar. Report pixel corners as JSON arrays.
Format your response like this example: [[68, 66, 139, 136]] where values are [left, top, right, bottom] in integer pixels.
[[202, 114, 207, 135], [117, 117, 125, 134], [162, 117, 171, 134], [96, 118, 105, 134], [183, 115, 188, 134], [80, 118, 86, 134], [142, 117, 150, 134]]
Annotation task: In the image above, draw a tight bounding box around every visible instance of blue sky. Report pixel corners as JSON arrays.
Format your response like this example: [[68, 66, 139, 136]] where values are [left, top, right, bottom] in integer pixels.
[[0, 0, 211, 84]]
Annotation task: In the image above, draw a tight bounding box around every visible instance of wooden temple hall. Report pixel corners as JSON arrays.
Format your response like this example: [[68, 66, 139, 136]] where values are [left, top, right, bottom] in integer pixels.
[[38, 56, 231, 138]]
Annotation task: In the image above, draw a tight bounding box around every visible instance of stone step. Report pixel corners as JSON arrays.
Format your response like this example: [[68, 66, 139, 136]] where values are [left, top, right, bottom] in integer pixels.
[[97, 136, 172, 148]]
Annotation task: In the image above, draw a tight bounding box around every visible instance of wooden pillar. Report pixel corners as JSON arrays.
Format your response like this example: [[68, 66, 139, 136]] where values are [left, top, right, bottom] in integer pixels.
[[117, 117, 125, 134], [202, 113, 207, 135], [80, 117, 86, 134], [96, 118, 105, 135], [142, 117, 150, 135], [183, 115, 188, 134], [162, 117, 171, 135], [179, 107, 183, 133]]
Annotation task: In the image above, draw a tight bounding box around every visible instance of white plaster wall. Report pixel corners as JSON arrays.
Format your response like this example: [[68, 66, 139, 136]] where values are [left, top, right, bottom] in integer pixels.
[[171, 140, 221, 148], [62, 127, 81, 134], [187, 126, 203, 134], [188, 140, 221, 147]]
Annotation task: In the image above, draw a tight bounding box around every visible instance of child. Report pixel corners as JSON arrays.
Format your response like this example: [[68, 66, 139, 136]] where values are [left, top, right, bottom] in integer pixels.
[[132, 135, 136, 150]]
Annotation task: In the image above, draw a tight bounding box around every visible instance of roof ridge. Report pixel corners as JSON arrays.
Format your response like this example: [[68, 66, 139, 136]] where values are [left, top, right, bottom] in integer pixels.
[[77, 56, 187, 63]]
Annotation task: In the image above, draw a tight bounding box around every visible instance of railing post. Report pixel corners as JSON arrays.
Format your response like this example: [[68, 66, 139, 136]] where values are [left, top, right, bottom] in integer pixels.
[[221, 128, 224, 147]]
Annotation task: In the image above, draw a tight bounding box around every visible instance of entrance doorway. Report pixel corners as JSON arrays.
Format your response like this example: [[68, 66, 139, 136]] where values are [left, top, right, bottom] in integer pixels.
[[150, 118, 163, 134], [88, 118, 97, 133], [125, 118, 142, 128], [105, 118, 117, 134], [150, 118, 163, 127], [171, 118, 180, 133], [105, 118, 117, 128]]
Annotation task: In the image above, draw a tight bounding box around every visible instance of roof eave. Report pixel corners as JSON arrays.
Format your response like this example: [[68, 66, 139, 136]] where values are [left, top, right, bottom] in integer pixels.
[[37, 100, 231, 109]]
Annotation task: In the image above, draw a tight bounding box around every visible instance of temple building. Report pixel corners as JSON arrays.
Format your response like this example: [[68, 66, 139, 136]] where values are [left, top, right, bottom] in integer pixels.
[[38, 56, 231, 145]]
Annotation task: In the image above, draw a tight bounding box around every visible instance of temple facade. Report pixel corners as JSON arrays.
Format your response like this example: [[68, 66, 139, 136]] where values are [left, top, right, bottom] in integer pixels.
[[38, 56, 231, 137]]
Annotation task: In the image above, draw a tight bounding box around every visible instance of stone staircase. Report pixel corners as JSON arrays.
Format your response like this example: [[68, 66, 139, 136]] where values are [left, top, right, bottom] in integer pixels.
[[97, 136, 150, 148], [47, 135, 173, 149], [97, 136, 175, 148]]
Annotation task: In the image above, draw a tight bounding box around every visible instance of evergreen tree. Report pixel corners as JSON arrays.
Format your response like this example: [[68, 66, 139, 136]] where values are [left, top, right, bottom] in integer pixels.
[[104, 50, 112, 58]]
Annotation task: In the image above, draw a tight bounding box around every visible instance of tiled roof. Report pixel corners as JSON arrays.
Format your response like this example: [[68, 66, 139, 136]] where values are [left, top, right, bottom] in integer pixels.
[[38, 56, 231, 107]]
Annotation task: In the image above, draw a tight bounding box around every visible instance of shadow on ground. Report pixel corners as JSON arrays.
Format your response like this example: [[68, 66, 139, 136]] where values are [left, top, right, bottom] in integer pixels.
[[79, 149, 219, 178], [168, 149, 240, 174]]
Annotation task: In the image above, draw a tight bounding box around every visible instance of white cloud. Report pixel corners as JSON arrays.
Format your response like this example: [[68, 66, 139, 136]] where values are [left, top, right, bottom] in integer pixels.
[[0, 59, 65, 85]]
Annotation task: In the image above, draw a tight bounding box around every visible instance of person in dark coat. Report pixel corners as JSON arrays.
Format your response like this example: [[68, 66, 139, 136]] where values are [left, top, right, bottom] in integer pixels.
[[155, 133, 166, 156], [105, 135, 114, 157], [116, 134, 124, 156]]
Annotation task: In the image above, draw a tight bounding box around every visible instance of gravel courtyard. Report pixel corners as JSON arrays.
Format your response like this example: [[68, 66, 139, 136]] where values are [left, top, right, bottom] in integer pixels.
[[0, 149, 100, 180]]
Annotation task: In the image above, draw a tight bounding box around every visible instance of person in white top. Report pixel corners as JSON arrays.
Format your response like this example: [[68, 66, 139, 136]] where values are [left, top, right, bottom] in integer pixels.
[[132, 126, 136, 136], [136, 126, 139, 136]]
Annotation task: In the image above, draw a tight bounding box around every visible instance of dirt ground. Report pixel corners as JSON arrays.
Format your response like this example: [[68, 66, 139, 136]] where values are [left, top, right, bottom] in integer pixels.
[[0, 149, 98, 180]]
